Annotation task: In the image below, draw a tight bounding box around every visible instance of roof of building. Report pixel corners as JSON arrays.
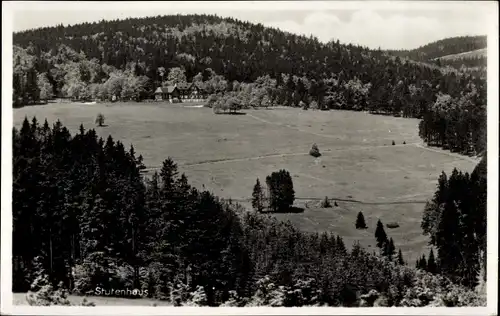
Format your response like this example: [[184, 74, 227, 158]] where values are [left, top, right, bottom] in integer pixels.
[[155, 82, 207, 94], [176, 82, 193, 91], [154, 86, 178, 94]]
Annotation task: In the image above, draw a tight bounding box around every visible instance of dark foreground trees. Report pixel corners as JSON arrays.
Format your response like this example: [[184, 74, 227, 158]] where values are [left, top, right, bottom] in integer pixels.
[[421, 156, 487, 288], [251, 178, 265, 213]]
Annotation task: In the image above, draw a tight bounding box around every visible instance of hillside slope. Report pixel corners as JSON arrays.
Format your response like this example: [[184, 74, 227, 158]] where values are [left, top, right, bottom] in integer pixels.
[[431, 48, 487, 70], [13, 14, 484, 91], [434, 48, 487, 61], [387, 35, 487, 69], [13, 14, 486, 155]]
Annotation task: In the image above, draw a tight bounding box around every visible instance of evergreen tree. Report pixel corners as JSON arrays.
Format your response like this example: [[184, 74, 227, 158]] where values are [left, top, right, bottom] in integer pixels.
[[265, 169, 295, 212], [251, 178, 265, 213], [374, 219, 388, 248], [336, 235, 347, 254], [355, 211, 367, 229], [420, 254, 427, 271], [397, 249, 405, 265], [427, 248, 437, 274], [160, 157, 179, 192], [385, 238, 396, 260], [25, 67, 40, 103]]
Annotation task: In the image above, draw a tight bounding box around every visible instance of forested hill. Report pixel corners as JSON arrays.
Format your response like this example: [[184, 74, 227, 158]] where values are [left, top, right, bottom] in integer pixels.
[[14, 14, 485, 88], [13, 14, 486, 156], [387, 36, 487, 69]]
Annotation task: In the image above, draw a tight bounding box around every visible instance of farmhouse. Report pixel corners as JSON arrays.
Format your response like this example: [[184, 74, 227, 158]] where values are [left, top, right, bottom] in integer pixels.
[[154, 82, 208, 102], [154, 86, 180, 101]]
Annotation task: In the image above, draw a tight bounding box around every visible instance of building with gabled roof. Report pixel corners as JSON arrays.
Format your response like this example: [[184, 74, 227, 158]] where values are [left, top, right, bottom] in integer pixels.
[[154, 82, 208, 102], [154, 85, 180, 101]]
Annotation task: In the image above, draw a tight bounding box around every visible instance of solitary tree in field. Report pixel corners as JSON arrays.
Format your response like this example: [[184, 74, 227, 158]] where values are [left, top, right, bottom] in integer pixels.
[[265, 169, 295, 212], [321, 196, 331, 208], [95, 113, 105, 127], [252, 178, 265, 213], [375, 219, 388, 248], [355, 211, 367, 229], [309, 143, 321, 157]]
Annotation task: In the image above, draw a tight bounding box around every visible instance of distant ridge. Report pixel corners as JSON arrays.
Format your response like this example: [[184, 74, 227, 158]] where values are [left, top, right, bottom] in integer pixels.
[[387, 35, 487, 69]]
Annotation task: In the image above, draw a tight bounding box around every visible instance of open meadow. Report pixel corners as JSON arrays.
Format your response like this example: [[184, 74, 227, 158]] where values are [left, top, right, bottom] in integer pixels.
[[13, 101, 478, 264]]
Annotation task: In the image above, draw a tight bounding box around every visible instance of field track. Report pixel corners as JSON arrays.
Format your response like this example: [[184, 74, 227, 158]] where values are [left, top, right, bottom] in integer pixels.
[[143, 142, 422, 171]]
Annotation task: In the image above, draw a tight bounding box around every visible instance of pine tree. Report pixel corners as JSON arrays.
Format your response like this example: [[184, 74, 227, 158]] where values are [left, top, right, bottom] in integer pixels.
[[427, 248, 437, 274], [374, 219, 388, 248], [160, 157, 179, 192], [435, 169, 463, 281], [386, 238, 396, 260], [397, 249, 404, 265], [251, 178, 265, 213], [355, 211, 367, 229], [336, 235, 347, 254], [265, 169, 295, 212], [420, 254, 427, 271]]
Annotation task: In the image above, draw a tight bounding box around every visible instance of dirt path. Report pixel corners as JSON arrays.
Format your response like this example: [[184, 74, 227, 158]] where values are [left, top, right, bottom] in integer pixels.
[[142, 142, 419, 172], [226, 196, 428, 205], [413, 143, 481, 164]]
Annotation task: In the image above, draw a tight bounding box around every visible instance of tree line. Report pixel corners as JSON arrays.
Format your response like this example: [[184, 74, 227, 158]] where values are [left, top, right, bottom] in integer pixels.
[[421, 157, 487, 288], [13, 118, 485, 306]]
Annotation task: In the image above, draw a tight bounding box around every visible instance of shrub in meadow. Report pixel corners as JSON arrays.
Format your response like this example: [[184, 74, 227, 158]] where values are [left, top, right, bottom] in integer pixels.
[[309, 143, 321, 157]]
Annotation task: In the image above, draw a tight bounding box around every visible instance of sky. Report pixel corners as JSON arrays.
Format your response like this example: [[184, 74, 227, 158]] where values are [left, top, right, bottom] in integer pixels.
[[5, 1, 497, 50]]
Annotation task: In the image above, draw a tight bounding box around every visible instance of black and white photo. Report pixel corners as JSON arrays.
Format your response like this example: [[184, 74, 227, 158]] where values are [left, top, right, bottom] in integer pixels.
[[1, 1, 498, 314]]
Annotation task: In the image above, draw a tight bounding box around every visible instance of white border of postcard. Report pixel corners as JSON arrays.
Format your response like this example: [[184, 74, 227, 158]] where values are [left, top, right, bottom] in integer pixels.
[[2, 1, 498, 315]]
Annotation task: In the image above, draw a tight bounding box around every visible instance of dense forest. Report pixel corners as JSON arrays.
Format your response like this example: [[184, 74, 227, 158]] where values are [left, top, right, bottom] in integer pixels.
[[387, 35, 487, 69], [13, 14, 487, 156], [421, 158, 487, 288], [13, 118, 486, 307]]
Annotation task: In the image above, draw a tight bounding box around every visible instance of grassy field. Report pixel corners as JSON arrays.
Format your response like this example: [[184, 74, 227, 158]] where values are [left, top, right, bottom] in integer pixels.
[[13, 292, 172, 306], [434, 47, 487, 61], [13, 101, 478, 265]]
